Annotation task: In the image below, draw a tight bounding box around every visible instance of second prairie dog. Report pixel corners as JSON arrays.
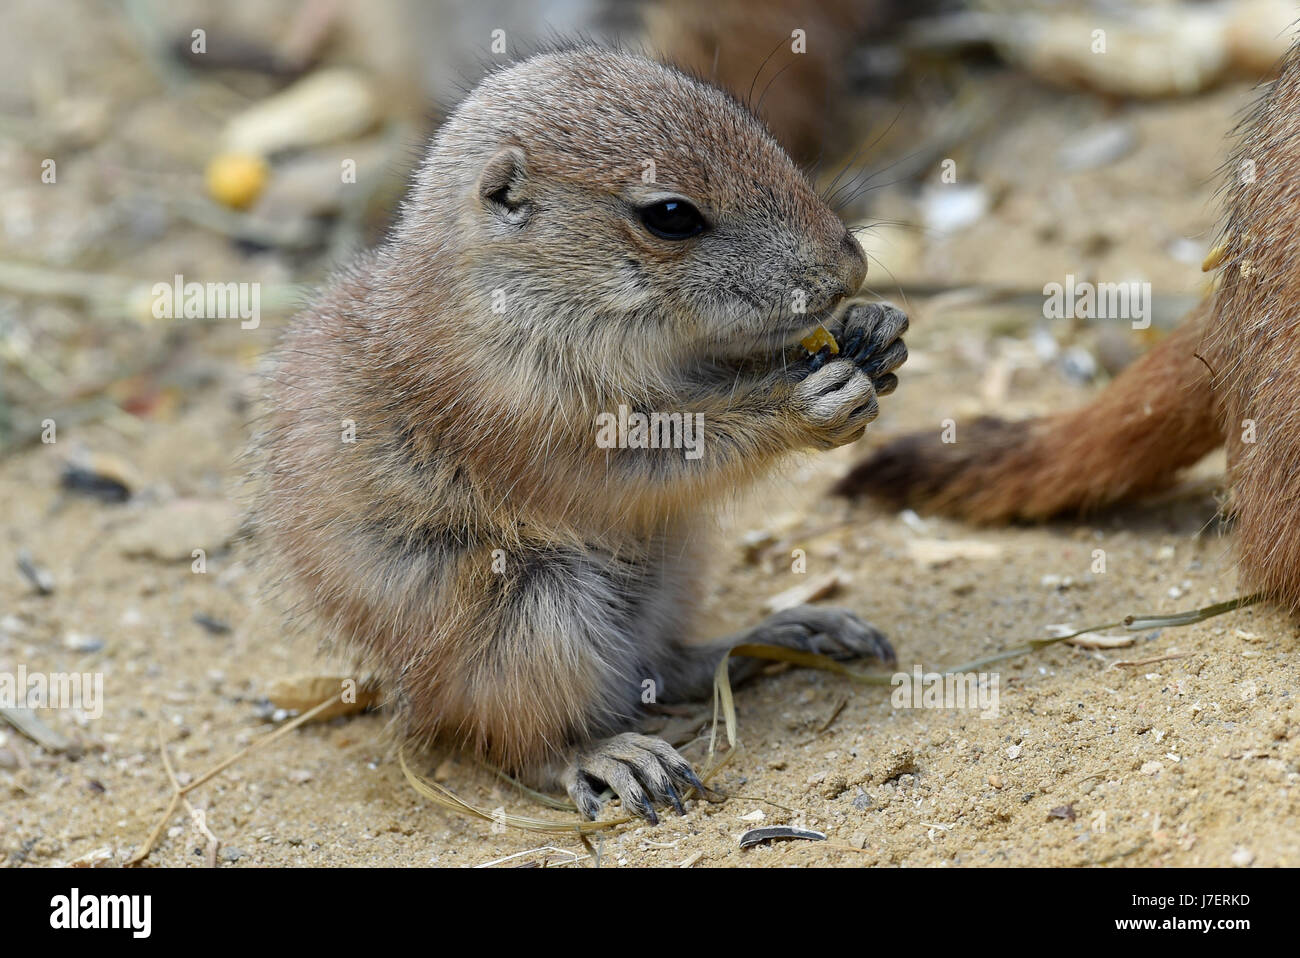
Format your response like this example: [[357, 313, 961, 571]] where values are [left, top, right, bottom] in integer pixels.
[[835, 36, 1300, 614], [258, 46, 908, 823]]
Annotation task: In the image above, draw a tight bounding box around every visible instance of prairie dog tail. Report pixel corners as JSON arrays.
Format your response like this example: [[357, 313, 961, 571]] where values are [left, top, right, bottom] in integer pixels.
[[833, 301, 1224, 521]]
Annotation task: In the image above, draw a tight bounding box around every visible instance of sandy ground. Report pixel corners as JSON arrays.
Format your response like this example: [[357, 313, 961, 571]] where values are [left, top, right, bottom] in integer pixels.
[[2, 2, 1298, 868]]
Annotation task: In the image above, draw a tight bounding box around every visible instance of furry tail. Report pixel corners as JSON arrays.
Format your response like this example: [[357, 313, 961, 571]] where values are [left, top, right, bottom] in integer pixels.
[[833, 302, 1224, 521]]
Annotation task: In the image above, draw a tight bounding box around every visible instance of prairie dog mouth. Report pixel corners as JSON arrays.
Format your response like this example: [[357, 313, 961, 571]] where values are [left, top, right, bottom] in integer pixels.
[[709, 301, 843, 355], [776, 308, 838, 348], [779, 323, 823, 349]]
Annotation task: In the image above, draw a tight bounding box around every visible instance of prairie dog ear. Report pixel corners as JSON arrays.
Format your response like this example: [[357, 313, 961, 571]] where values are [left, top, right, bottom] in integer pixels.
[[478, 146, 531, 225]]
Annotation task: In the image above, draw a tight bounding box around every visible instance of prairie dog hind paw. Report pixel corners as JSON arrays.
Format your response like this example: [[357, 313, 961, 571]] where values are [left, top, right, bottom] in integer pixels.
[[744, 604, 895, 665], [562, 732, 705, 825]]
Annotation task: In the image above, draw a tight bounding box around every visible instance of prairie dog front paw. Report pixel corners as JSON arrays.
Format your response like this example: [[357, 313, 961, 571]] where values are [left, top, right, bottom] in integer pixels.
[[831, 300, 909, 397], [792, 300, 908, 449], [792, 359, 879, 449]]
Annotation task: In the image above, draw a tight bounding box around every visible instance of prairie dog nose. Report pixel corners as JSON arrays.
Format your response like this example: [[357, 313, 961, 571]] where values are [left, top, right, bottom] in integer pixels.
[[840, 229, 868, 293]]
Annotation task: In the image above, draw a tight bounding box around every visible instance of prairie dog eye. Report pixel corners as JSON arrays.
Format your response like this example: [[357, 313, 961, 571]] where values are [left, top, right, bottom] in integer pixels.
[[638, 199, 707, 240]]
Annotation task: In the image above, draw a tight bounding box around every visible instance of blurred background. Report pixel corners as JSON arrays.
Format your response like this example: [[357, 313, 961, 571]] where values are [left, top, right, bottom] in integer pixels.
[[0, 0, 1292, 457], [2, 0, 1298, 868]]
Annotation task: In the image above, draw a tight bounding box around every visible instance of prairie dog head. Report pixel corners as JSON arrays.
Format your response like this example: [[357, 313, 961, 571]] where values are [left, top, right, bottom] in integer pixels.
[[398, 46, 866, 364]]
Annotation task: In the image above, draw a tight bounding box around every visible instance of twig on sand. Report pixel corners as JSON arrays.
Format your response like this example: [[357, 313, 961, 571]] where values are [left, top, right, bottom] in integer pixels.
[[157, 723, 222, 868], [1111, 651, 1196, 670], [128, 695, 337, 865]]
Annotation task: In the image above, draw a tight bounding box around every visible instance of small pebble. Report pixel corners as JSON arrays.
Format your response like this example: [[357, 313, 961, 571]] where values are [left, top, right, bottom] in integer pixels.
[[62, 632, 105, 654], [1059, 346, 1098, 384], [919, 184, 988, 234], [16, 550, 55, 595], [1058, 121, 1137, 172], [193, 612, 232, 635], [1048, 804, 1077, 822], [60, 455, 134, 503]]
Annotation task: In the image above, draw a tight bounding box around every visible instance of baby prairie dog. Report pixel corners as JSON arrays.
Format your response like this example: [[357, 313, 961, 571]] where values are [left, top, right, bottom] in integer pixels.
[[259, 46, 908, 822]]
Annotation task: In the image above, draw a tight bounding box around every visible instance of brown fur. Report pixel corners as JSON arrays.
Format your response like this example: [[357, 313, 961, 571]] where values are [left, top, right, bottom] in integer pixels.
[[1204, 39, 1300, 611], [838, 38, 1300, 610], [645, 0, 881, 165], [256, 47, 905, 815]]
